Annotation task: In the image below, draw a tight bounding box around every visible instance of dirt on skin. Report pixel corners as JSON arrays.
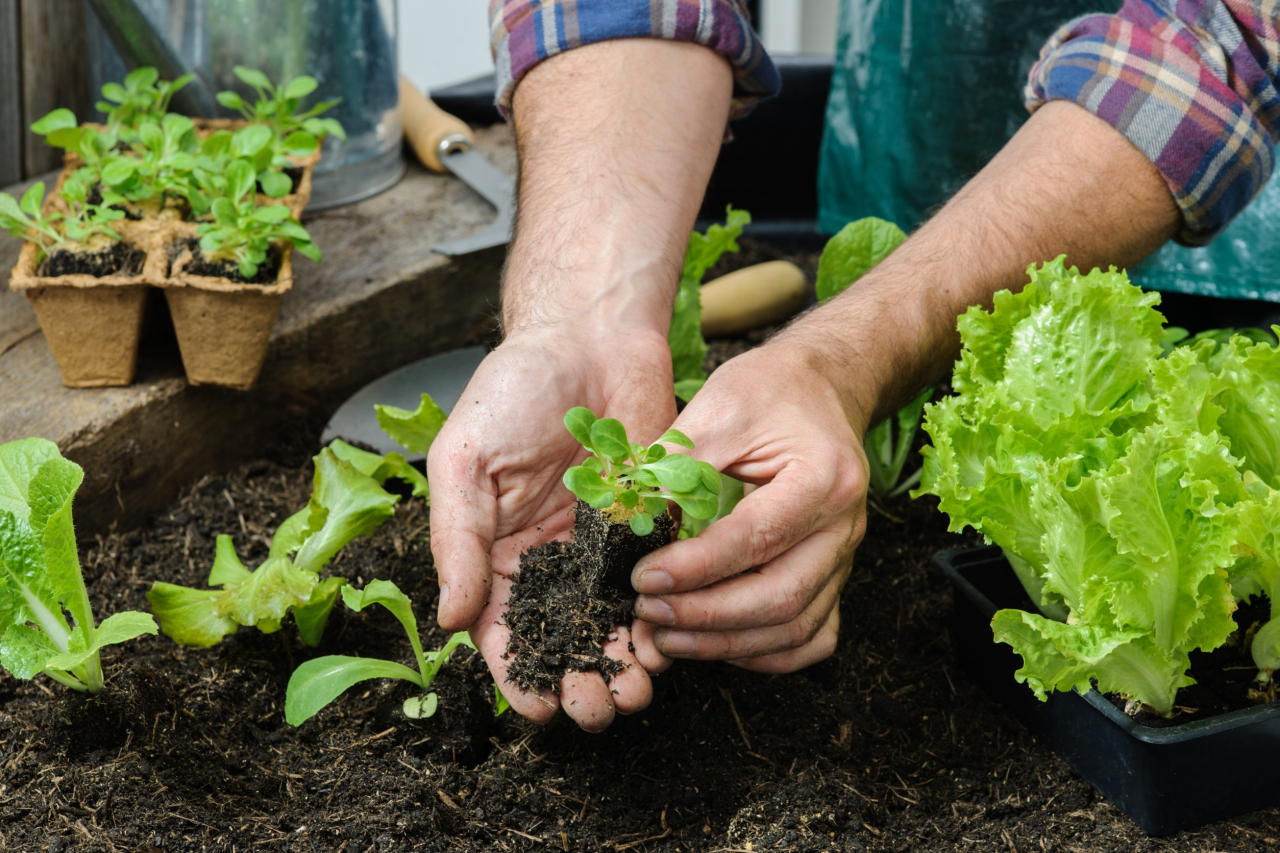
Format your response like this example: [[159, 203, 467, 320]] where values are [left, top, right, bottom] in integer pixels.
[[2, 242, 1280, 851], [38, 242, 145, 278], [504, 502, 675, 694]]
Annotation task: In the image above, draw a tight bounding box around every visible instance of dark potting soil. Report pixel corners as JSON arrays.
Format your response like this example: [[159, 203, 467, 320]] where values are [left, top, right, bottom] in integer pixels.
[[503, 502, 676, 694], [167, 238, 282, 285], [37, 242, 145, 278]]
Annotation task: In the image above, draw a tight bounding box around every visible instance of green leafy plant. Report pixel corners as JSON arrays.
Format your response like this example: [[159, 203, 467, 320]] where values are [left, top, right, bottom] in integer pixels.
[[147, 442, 424, 648], [189, 125, 291, 216], [97, 66, 195, 135], [101, 113, 200, 210], [670, 206, 751, 402], [195, 160, 319, 278], [30, 110, 121, 186], [0, 439, 157, 693], [285, 581, 482, 724], [216, 67, 346, 167], [0, 178, 124, 258], [561, 408, 721, 536], [375, 393, 448, 460], [864, 387, 933, 498]]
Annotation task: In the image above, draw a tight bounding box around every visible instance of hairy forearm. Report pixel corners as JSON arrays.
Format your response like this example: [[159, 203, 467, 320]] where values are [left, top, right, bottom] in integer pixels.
[[503, 40, 733, 338], [783, 100, 1181, 432]]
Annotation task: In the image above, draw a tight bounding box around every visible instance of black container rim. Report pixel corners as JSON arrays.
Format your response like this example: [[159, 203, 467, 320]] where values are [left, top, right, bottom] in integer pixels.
[[934, 546, 1280, 745]]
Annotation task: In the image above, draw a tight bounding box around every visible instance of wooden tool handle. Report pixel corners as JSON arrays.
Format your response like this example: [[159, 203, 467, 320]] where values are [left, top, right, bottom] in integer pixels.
[[701, 260, 808, 337], [399, 75, 475, 172]]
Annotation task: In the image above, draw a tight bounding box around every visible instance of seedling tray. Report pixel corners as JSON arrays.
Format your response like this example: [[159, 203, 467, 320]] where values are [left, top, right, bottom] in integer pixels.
[[935, 546, 1280, 836]]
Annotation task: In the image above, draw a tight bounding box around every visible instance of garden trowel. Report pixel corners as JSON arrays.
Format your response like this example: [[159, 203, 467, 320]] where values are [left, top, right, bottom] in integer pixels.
[[321, 261, 808, 459], [400, 77, 515, 256]]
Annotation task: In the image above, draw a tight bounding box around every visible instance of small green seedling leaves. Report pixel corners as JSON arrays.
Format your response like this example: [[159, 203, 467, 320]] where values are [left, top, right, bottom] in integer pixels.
[[217, 66, 346, 172], [0, 439, 156, 694], [376, 394, 449, 459], [561, 408, 722, 536]]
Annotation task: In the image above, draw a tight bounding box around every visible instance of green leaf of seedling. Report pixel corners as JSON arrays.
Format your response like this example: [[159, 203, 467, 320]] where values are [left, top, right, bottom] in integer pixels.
[[19, 183, 44, 218], [341, 579, 429, 675], [658, 429, 695, 449], [563, 407, 597, 449], [0, 192, 28, 227], [257, 168, 291, 198], [697, 461, 721, 494], [403, 693, 439, 719], [673, 378, 705, 403], [269, 508, 311, 559], [283, 131, 318, 155], [644, 444, 666, 463], [327, 439, 430, 500], [147, 582, 239, 647], [589, 418, 630, 462], [231, 124, 273, 158], [633, 469, 660, 489], [286, 655, 422, 726], [212, 556, 316, 630], [494, 684, 510, 716], [226, 160, 257, 202], [646, 453, 702, 493], [170, 73, 196, 93], [238, 258, 258, 280], [216, 91, 247, 111], [208, 535, 252, 587], [617, 489, 639, 509], [292, 240, 322, 263], [376, 393, 448, 456], [642, 496, 667, 517], [100, 83, 127, 104], [629, 513, 655, 537], [318, 118, 346, 141], [291, 449, 399, 574], [31, 109, 77, 136], [138, 121, 164, 152], [815, 217, 907, 302], [44, 611, 157, 673], [252, 205, 291, 223], [291, 577, 348, 647], [284, 76, 319, 99], [233, 66, 273, 90], [211, 197, 238, 225], [0, 623, 60, 680], [668, 490, 719, 521], [125, 66, 159, 90], [563, 466, 616, 509], [582, 457, 604, 474]]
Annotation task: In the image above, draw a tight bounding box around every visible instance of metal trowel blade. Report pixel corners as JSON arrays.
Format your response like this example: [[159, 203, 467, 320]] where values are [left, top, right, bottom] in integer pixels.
[[320, 346, 488, 460]]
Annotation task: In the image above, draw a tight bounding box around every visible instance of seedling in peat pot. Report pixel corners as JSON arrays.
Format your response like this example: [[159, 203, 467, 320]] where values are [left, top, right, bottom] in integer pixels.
[[189, 125, 292, 215], [285, 581, 492, 724], [97, 66, 196, 137], [0, 177, 124, 261], [195, 160, 319, 279], [216, 67, 346, 168], [0, 439, 157, 693]]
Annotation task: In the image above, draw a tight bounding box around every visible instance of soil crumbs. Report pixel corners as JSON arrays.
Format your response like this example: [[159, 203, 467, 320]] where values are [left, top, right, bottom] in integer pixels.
[[3, 242, 1280, 850], [38, 242, 145, 278], [169, 238, 282, 285]]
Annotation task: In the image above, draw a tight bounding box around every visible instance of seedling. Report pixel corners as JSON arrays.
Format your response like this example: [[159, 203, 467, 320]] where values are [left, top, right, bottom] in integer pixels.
[[189, 125, 291, 216], [865, 386, 933, 498], [561, 408, 721, 536], [102, 113, 200, 210], [0, 439, 157, 693], [97, 66, 195, 135], [216, 66, 346, 168], [195, 160, 319, 278], [0, 178, 124, 259]]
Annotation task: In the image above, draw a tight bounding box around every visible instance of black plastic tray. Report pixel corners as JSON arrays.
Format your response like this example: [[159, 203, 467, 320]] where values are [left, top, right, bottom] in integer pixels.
[[935, 546, 1280, 836]]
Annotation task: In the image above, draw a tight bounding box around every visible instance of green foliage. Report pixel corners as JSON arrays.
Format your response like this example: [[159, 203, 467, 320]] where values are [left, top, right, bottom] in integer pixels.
[[0, 178, 125, 258], [285, 581, 500, 725], [677, 473, 745, 539], [814, 217, 907, 302], [0, 439, 157, 694], [375, 394, 448, 458], [670, 206, 751, 402], [864, 387, 932, 498], [188, 125, 290, 217], [561, 408, 721, 536], [217, 67, 346, 169], [195, 161, 319, 278], [913, 256, 1280, 714], [97, 67, 195, 136]]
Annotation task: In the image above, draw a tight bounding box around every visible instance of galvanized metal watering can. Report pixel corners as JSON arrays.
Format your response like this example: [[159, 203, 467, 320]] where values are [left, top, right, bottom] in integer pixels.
[[86, 0, 404, 210]]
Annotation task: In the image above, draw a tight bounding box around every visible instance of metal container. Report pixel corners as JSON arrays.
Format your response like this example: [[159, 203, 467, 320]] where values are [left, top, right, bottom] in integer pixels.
[[86, 0, 404, 211]]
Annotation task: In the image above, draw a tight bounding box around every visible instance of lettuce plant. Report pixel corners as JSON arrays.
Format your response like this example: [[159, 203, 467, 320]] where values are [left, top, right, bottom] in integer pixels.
[[562, 408, 721, 536], [0, 178, 124, 257], [216, 67, 345, 168], [0, 439, 157, 693], [670, 206, 751, 402], [189, 125, 291, 216], [97, 66, 195, 136], [285, 581, 476, 724], [195, 160, 319, 278]]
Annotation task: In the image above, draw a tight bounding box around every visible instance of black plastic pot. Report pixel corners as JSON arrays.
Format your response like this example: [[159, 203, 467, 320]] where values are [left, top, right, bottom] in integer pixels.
[[936, 546, 1280, 835]]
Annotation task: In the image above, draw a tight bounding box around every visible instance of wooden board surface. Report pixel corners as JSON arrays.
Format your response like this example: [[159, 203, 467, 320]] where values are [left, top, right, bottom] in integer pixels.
[[0, 125, 516, 533]]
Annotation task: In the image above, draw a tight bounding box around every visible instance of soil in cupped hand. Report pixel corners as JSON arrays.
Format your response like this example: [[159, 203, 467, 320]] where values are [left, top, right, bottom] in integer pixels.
[[503, 499, 674, 694], [167, 237, 282, 285], [38, 241, 145, 277]]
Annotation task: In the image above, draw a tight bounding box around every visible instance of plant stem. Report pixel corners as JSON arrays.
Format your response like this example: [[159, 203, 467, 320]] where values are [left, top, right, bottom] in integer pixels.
[[44, 668, 88, 692]]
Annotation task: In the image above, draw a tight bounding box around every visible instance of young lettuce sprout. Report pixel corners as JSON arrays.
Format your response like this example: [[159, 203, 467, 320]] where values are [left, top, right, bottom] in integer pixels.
[[0, 439, 157, 694], [285, 581, 489, 725], [216, 67, 346, 169], [189, 125, 292, 216], [0, 178, 125, 259], [196, 160, 320, 278], [97, 66, 195, 135], [864, 386, 933, 498], [561, 408, 721, 536]]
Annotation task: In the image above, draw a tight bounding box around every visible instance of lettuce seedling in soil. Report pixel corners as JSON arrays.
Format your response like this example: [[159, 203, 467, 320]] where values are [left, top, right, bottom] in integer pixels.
[[97, 66, 196, 139], [285, 580, 479, 725], [0, 176, 143, 277], [216, 66, 346, 170], [147, 443, 418, 647], [502, 410, 720, 693], [0, 438, 157, 693]]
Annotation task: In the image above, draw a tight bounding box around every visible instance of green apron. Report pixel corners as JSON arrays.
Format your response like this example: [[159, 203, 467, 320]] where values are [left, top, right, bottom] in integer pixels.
[[818, 0, 1280, 301]]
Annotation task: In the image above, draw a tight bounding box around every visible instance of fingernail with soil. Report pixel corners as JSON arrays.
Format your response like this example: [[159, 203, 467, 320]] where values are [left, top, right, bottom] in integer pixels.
[[658, 630, 696, 656], [636, 596, 675, 625], [635, 569, 673, 594]]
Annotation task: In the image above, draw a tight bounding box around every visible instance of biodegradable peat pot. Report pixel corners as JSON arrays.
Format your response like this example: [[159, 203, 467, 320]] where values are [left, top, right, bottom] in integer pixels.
[[573, 498, 676, 599], [8, 227, 160, 387], [935, 546, 1280, 835], [163, 237, 293, 390]]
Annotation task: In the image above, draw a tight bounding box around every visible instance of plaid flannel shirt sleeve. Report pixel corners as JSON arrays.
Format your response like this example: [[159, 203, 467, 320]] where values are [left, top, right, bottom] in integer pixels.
[[1027, 1, 1280, 246], [489, 0, 780, 120]]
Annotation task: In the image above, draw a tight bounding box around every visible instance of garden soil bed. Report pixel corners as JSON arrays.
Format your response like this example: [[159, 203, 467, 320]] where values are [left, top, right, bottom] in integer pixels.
[[1, 240, 1278, 851]]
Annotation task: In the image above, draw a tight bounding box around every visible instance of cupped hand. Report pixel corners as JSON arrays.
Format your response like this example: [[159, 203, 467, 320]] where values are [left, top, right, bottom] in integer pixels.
[[427, 326, 676, 730], [629, 340, 869, 674]]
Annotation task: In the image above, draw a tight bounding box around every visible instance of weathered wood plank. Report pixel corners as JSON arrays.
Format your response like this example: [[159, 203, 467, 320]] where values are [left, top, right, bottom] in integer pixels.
[[0, 0, 21, 186], [19, 0, 90, 177], [0, 125, 516, 533]]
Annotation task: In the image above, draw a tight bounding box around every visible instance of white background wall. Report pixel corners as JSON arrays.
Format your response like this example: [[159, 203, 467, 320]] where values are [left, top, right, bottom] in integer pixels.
[[397, 0, 839, 94]]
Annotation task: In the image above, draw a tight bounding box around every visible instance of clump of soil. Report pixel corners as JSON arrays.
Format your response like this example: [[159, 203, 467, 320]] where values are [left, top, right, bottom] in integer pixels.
[[167, 237, 282, 284], [38, 242, 144, 277], [504, 500, 674, 693]]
